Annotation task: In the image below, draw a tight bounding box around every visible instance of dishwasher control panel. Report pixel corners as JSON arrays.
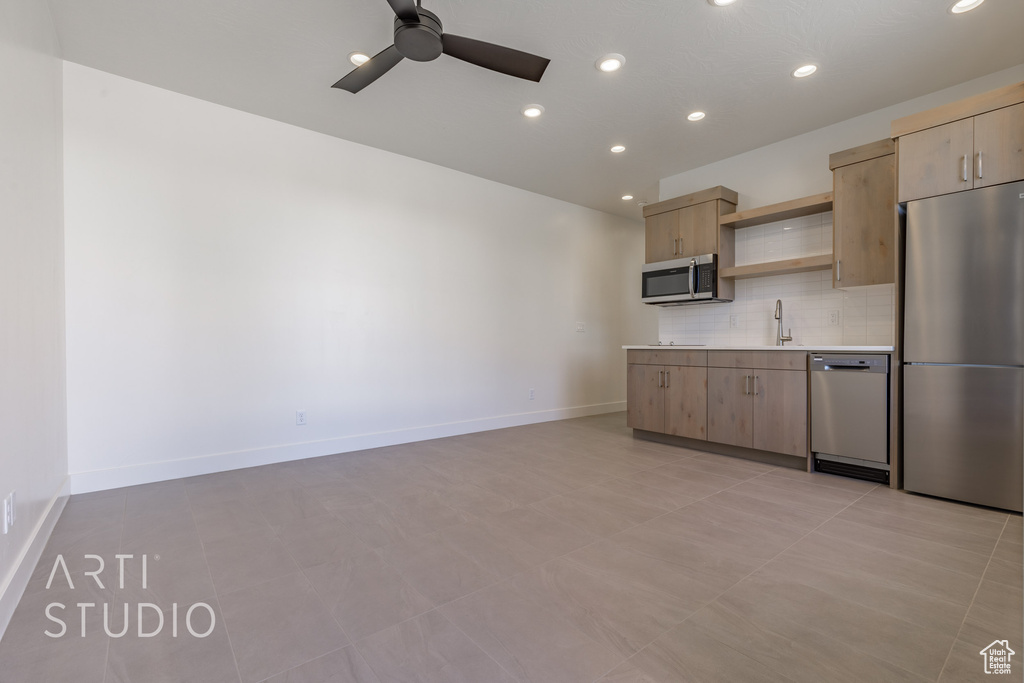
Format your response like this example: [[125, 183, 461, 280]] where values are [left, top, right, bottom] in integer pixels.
[[811, 356, 889, 372]]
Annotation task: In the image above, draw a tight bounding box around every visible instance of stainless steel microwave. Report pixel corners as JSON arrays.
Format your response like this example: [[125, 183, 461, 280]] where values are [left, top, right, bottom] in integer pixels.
[[641, 254, 730, 305]]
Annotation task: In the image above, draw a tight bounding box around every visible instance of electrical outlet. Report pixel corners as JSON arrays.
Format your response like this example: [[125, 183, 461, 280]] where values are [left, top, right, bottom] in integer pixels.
[[575, 322, 585, 333], [529, 389, 535, 400], [295, 410, 307, 426], [729, 315, 739, 328], [827, 310, 840, 327]]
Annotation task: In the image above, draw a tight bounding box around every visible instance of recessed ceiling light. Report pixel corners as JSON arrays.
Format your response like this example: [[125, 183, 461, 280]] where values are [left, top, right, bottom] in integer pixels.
[[949, 0, 984, 13], [348, 52, 370, 66], [707, 0, 738, 5], [792, 64, 818, 78], [622, 195, 634, 201], [610, 145, 626, 153], [596, 54, 625, 72], [522, 104, 545, 118], [687, 111, 706, 121]]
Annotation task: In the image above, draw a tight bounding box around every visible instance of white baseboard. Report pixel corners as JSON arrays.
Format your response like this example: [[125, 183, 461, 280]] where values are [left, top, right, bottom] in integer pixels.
[[70, 402, 625, 494], [0, 476, 69, 643]]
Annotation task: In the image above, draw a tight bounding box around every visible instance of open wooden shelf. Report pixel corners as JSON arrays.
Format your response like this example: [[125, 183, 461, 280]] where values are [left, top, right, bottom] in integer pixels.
[[720, 254, 833, 280], [719, 192, 833, 229]]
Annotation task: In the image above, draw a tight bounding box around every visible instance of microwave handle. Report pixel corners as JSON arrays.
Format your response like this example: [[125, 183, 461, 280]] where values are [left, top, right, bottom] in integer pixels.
[[688, 259, 696, 298]]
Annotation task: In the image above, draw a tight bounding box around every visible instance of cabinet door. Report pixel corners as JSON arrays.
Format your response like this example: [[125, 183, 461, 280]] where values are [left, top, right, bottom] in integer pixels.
[[707, 367, 752, 448], [974, 102, 1024, 189], [627, 364, 665, 432], [898, 118, 974, 202], [645, 211, 679, 263], [664, 365, 708, 440], [752, 370, 807, 458], [833, 154, 895, 288], [677, 201, 719, 258]]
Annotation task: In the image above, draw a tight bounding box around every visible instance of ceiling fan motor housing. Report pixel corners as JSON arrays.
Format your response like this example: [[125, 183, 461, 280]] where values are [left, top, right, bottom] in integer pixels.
[[394, 9, 443, 62]]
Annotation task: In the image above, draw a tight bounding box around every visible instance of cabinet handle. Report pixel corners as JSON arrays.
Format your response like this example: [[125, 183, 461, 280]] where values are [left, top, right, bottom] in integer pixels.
[[674, 238, 678, 255], [962, 154, 968, 182], [837, 259, 841, 282], [658, 370, 663, 388], [745, 375, 750, 395], [665, 371, 670, 388], [977, 151, 983, 179], [754, 375, 759, 396]]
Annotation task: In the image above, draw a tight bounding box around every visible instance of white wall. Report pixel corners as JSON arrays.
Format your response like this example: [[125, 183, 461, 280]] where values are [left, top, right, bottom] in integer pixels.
[[660, 63, 1024, 208], [656, 63, 1024, 346], [63, 63, 655, 493], [0, 0, 69, 639], [659, 212, 895, 347]]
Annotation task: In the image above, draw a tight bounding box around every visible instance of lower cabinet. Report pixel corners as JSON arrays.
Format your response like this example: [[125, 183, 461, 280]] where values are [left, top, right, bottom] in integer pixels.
[[708, 367, 807, 457], [627, 363, 708, 439], [628, 349, 808, 461]]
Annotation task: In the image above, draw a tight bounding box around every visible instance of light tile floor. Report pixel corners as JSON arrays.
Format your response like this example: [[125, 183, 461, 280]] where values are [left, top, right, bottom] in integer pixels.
[[0, 413, 1020, 682]]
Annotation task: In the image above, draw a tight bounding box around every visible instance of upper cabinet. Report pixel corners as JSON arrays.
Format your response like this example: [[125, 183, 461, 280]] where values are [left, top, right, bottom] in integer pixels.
[[642, 186, 737, 263], [829, 139, 896, 288], [892, 82, 1024, 203]]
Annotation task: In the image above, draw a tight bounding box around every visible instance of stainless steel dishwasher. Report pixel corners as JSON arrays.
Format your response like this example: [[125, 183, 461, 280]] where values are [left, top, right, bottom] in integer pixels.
[[810, 354, 890, 484]]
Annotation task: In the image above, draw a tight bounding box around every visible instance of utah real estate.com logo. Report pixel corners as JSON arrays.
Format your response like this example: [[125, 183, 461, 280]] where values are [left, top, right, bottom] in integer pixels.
[[43, 554, 215, 638], [980, 640, 1015, 675]]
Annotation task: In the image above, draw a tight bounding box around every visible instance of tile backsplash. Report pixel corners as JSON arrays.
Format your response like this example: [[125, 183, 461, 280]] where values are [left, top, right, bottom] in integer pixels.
[[658, 212, 895, 347]]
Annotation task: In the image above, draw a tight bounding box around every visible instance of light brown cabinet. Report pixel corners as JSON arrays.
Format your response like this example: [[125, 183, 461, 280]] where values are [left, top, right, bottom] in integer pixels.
[[707, 367, 753, 448], [627, 349, 808, 461], [975, 103, 1024, 189], [829, 139, 896, 287], [643, 186, 737, 264], [706, 352, 808, 459], [893, 83, 1024, 203], [626, 351, 707, 440]]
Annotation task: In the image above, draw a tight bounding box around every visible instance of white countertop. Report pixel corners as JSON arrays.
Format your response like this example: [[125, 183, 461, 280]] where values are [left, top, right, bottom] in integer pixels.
[[623, 345, 894, 352]]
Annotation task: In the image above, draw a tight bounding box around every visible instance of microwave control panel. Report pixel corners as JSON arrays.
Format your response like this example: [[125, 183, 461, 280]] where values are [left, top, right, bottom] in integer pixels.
[[698, 266, 714, 292]]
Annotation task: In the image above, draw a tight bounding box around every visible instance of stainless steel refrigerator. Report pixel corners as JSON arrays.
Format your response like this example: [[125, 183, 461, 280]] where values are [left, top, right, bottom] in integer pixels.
[[903, 180, 1024, 512]]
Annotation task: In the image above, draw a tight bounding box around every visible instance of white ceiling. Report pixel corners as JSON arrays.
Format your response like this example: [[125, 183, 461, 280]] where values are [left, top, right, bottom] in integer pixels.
[[46, 0, 1024, 219]]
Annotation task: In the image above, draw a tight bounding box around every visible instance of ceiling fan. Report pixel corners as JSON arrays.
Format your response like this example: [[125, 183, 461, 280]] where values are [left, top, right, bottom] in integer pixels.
[[333, 0, 551, 93]]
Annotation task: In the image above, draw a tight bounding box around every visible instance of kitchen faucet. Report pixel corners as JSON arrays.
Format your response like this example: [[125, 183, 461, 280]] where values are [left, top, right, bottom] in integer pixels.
[[775, 299, 792, 346]]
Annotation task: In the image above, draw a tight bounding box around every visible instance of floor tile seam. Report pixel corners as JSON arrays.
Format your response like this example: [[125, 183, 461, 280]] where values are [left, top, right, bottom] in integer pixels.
[[743, 467, 881, 499], [838, 505, 1008, 545], [791, 525, 999, 593], [425, 573, 640, 683], [937, 515, 1011, 681], [292, 561, 360, 651], [705, 482, 973, 681], [688, 481, 880, 632], [99, 627, 111, 683], [776, 540, 997, 613], [815, 515, 996, 571], [641, 463, 761, 489], [363, 542, 493, 614], [416, 604, 534, 683], [655, 455, 781, 481], [830, 510, 1005, 560], [557, 471, 771, 543], [189, 512, 248, 683], [679, 596, 934, 683], [544, 478, 694, 518]]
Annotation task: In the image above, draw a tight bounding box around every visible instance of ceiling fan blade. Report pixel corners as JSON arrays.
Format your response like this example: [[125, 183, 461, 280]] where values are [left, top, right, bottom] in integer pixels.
[[441, 34, 550, 82], [332, 45, 404, 93], [385, 0, 420, 24]]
